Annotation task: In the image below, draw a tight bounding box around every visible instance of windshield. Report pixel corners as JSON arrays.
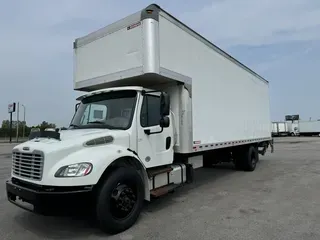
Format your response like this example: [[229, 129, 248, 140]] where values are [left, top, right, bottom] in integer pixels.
[[70, 90, 137, 130]]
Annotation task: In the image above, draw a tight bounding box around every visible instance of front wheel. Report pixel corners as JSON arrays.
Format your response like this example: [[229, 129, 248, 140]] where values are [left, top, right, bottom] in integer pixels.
[[96, 167, 145, 234]]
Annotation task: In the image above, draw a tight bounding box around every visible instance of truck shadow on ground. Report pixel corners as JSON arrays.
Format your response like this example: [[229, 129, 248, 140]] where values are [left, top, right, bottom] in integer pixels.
[[14, 212, 103, 239], [13, 162, 249, 239]]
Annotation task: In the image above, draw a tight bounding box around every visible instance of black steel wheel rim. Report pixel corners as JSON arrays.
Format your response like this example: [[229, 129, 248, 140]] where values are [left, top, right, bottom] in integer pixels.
[[110, 182, 137, 220]]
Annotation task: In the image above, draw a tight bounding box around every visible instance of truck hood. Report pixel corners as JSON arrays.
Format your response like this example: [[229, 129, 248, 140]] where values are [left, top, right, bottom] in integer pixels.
[[13, 128, 130, 154]]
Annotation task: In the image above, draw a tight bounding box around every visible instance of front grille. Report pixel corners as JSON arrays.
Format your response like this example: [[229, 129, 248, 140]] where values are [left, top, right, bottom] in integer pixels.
[[12, 150, 44, 181]]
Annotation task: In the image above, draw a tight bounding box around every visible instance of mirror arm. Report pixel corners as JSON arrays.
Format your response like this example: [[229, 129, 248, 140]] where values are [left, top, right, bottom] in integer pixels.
[[144, 116, 169, 135], [75, 103, 80, 113]]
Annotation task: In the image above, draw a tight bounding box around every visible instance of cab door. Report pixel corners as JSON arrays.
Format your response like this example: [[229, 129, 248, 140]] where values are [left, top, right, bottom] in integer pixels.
[[137, 93, 174, 168]]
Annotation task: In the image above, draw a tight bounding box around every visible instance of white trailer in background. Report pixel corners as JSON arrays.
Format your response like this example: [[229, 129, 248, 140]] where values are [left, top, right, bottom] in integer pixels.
[[6, 4, 273, 234], [298, 121, 320, 136], [271, 121, 289, 136]]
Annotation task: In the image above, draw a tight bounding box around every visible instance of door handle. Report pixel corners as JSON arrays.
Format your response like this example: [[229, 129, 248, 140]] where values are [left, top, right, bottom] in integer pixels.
[[166, 137, 171, 150]]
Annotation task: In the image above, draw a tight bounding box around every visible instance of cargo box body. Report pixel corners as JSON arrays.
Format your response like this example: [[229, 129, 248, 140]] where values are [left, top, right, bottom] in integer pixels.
[[73, 4, 272, 154], [73, 11, 146, 90], [278, 123, 288, 133], [298, 121, 320, 135], [272, 122, 277, 133], [271, 122, 289, 136], [156, 11, 271, 149]]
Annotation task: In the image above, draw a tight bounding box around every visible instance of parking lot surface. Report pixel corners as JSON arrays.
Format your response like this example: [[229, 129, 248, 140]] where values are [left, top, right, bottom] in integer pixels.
[[0, 138, 319, 240]]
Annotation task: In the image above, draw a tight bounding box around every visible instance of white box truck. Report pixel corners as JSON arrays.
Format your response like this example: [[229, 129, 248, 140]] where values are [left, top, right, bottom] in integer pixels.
[[298, 120, 320, 136], [6, 4, 273, 234]]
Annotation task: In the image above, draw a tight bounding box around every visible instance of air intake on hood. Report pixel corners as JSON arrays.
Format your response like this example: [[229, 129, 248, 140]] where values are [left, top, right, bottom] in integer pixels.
[[29, 130, 61, 141]]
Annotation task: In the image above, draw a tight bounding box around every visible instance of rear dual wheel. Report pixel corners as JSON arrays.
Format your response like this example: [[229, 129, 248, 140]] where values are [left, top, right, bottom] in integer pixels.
[[234, 145, 259, 171]]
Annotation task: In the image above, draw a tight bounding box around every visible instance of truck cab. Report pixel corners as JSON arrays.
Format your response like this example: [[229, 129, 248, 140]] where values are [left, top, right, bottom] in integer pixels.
[[6, 85, 180, 233]]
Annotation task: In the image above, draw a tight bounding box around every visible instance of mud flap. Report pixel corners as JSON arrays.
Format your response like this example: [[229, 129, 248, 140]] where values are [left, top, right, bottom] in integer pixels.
[[270, 139, 274, 153]]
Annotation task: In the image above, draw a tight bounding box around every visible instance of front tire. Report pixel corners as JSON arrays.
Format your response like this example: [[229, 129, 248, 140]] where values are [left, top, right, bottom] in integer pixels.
[[96, 167, 145, 234]]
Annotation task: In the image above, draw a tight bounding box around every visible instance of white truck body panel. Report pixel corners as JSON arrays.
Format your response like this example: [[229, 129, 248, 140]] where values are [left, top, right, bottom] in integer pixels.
[[286, 122, 292, 132], [286, 121, 299, 135], [74, 12, 144, 90], [298, 121, 320, 134], [278, 122, 288, 133], [272, 122, 278, 133], [271, 121, 289, 135], [158, 12, 271, 148], [75, 24, 143, 83]]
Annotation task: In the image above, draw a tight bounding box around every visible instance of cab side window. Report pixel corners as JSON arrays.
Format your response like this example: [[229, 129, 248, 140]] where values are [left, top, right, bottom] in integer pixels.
[[140, 95, 161, 127]]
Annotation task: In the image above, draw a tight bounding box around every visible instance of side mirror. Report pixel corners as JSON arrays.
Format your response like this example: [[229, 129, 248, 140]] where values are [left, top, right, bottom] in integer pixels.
[[160, 116, 170, 128], [75, 103, 80, 113], [160, 92, 170, 116]]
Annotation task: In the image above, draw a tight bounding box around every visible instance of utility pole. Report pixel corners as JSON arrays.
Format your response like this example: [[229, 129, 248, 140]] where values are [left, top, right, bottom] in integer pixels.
[[9, 112, 13, 143], [16, 102, 19, 142], [22, 104, 26, 139], [8, 102, 16, 143]]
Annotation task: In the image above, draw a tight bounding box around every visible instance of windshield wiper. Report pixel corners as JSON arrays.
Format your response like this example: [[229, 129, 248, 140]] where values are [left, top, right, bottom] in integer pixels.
[[87, 121, 105, 124], [69, 124, 80, 128], [87, 121, 116, 129]]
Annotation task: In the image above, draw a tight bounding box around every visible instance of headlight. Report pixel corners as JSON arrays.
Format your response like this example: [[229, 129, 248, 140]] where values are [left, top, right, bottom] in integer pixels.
[[54, 162, 93, 178]]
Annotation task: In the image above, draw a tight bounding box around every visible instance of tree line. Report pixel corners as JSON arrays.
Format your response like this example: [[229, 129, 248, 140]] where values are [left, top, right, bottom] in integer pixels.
[[0, 120, 57, 138]]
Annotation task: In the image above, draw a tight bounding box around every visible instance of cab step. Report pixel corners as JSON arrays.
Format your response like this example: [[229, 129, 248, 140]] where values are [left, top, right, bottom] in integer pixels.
[[150, 183, 180, 197], [147, 166, 173, 178]]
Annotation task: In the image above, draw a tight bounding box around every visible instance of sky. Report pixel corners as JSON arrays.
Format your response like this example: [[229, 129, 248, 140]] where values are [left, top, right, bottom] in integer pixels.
[[0, 0, 320, 126]]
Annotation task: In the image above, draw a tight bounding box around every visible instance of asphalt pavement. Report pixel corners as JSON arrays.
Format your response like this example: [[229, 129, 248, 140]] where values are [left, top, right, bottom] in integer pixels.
[[0, 138, 319, 240]]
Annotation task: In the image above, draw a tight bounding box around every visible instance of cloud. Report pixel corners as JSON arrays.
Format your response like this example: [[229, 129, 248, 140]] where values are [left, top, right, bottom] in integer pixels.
[[177, 0, 320, 120], [179, 0, 320, 47]]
